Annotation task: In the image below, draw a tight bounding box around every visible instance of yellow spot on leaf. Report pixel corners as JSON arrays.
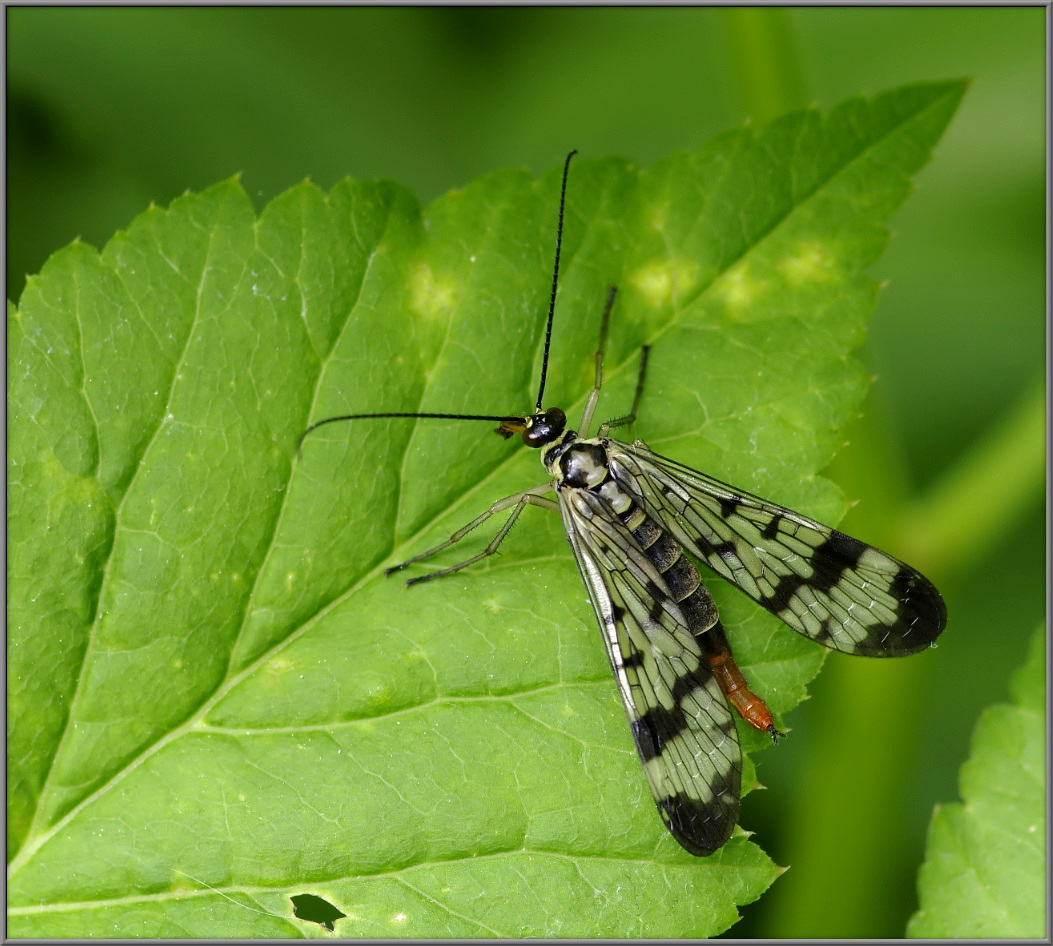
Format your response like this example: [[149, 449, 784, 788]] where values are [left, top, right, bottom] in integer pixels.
[[628, 259, 700, 308], [715, 266, 754, 309], [366, 683, 392, 706], [777, 241, 834, 286], [712, 262, 771, 320], [409, 261, 457, 322]]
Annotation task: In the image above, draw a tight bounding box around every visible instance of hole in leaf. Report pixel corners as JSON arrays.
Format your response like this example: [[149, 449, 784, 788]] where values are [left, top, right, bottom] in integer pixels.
[[291, 893, 345, 932]]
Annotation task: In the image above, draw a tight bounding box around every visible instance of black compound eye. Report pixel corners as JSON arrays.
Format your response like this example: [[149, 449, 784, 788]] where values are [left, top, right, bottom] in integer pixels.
[[523, 408, 566, 447]]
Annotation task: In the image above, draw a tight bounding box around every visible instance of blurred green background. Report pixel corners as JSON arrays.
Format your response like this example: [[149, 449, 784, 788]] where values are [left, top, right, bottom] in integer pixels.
[[7, 7, 1045, 938]]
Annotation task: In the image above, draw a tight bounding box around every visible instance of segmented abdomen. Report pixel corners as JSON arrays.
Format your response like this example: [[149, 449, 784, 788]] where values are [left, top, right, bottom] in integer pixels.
[[602, 478, 720, 635], [601, 473, 780, 742]]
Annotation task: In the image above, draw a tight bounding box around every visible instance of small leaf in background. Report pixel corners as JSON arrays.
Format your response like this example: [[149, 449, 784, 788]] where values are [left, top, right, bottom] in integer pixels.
[[908, 626, 1046, 939], [8, 81, 963, 938]]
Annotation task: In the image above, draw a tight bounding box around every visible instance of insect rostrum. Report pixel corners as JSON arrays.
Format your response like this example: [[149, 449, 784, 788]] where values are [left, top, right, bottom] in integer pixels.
[[299, 152, 947, 856]]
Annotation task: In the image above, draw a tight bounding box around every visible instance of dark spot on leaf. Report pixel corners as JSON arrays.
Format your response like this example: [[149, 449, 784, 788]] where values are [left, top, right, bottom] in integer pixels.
[[291, 893, 345, 932]]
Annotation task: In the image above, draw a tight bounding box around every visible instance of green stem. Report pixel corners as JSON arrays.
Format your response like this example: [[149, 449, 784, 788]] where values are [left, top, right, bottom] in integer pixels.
[[895, 375, 1046, 581], [723, 8, 807, 123]]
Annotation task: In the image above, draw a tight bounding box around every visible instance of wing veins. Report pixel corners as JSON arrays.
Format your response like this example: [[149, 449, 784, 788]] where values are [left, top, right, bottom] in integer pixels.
[[609, 443, 946, 656], [555, 485, 741, 854]]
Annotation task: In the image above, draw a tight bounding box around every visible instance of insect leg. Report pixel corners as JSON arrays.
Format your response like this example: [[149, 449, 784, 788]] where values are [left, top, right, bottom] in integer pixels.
[[598, 342, 650, 437], [577, 285, 618, 436], [587, 285, 650, 438], [385, 485, 557, 585]]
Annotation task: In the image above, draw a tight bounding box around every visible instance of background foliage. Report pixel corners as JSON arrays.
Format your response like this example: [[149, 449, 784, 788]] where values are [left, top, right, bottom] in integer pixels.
[[7, 8, 1045, 939], [910, 626, 1045, 939]]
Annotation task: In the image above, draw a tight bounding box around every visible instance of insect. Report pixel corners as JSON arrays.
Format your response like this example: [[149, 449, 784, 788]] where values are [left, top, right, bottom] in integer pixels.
[[298, 152, 948, 856]]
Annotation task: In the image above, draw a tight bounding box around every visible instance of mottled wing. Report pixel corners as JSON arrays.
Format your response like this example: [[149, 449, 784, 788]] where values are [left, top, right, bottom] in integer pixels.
[[556, 485, 741, 855], [608, 442, 947, 657]]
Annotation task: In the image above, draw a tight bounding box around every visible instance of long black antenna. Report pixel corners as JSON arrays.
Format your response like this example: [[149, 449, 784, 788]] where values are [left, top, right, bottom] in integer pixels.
[[533, 150, 577, 414], [297, 410, 525, 455], [299, 152, 579, 456]]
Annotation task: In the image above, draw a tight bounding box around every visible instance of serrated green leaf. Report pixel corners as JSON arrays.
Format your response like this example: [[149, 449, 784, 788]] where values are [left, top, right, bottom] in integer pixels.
[[908, 626, 1046, 939], [8, 80, 964, 938]]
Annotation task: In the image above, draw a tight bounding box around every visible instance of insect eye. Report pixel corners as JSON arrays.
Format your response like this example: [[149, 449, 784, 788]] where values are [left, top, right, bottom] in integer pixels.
[[522, 408, 567, 447]]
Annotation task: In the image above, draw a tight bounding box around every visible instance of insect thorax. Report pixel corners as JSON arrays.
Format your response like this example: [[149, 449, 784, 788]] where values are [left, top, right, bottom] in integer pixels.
[[543, 433, 609, 487], [545, 435, 638, 524]]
